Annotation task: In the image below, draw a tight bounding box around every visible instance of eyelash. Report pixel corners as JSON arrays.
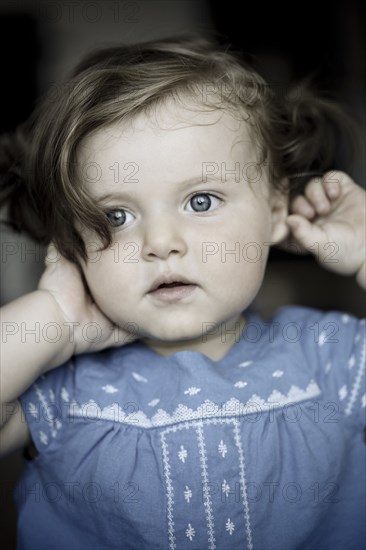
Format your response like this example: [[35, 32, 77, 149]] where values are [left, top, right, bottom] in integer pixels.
[[105, 192, 223, 229]]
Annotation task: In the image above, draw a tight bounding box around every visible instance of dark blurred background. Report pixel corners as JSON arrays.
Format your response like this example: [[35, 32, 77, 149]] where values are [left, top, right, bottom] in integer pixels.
[[0, 1, 365, 548]]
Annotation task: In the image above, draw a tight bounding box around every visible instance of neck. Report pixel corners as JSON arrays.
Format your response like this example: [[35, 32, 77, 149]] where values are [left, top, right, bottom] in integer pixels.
[[141, 313, 247, 361]]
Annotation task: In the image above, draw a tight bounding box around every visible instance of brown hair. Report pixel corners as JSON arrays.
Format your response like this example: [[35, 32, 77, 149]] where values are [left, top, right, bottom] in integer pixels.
[[0, 35, 356, 265]]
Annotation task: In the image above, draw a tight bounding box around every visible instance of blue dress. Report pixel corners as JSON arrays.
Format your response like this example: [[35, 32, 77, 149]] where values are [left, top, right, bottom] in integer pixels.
[[14, 306, 366, 550]]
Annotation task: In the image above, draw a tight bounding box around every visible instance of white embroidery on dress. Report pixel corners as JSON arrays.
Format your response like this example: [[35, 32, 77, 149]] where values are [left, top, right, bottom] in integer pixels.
[[102, 385, 119, 393], [39, 431, 48, 445], [49, 389, 55, 403], [339, 385, 348, 400], [222, 479, 230, 497], [233, 420, 254, 550], [318, 331, 327, 346], [68, 380, 321, 428], [160, 431, 176, 549], [35, 385, 48, 412], [234, 381, 247, 388], [272, 370, 284, 378], [226, 518, 235, 535], [218, 440, 228, 458], [148, 398, 160, 407], [178, 445, 188, 463], [196, 425, 216, 549], [238, 361, 253, 368], [345, 336, 366, 416], [160, 419, 255, 550], [34, 384, 62, 441], [61, 387, 69, 402], [348, 355, 355, 369], [131, 372, 148, 383], [342, 314, 350, 324], [184, 486, 192, 503], [186, 524, 195, 541], [184, 387, 201, 396], [29, 402, 38, 418]]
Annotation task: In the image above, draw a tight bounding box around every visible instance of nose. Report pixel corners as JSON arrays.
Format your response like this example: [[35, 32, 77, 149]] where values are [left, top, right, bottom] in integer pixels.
[[140, 211, 188, 261]]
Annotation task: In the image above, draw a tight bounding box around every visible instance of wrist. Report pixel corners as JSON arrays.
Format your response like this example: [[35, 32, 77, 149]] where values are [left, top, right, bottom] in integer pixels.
[[34, 289, 76, 371]]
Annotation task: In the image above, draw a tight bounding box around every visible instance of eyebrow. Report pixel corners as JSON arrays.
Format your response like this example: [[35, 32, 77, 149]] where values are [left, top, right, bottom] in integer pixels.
[[95, 175, 240, 203]]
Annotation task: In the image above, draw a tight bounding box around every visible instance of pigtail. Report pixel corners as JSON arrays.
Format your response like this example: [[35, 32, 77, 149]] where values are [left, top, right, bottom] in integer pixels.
[[0, 123, 47, 243], [271, 80, 359, 197]]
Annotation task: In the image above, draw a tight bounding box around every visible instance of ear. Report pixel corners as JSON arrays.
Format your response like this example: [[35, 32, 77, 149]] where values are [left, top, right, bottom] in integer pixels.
[[269, 181, 290, 245]]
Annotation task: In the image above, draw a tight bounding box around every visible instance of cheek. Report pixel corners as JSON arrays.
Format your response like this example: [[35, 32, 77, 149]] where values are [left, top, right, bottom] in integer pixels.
[[81, 255, 114, 299], [216, 210, 272, 259]]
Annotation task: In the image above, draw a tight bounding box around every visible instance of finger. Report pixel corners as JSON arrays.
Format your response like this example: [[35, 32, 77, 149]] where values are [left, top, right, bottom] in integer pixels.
[[304, 178, 331, 215], [322, 171, 342, 200], [286, 214, 327, 256], [290, 195, 316, 218]]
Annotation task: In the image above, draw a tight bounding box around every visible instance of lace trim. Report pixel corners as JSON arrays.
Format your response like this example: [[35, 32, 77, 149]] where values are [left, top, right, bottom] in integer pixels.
[[67, 380, 321, 428]]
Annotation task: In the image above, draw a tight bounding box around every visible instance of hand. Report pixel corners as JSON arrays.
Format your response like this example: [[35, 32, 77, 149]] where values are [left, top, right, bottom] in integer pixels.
[[38, 243, 138, 355], [280, 171, 366, 289]]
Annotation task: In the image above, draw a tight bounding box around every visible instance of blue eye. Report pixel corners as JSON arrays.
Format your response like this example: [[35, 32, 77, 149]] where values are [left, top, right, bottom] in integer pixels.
[[186, 193, 221, 213], [106, 209, 133, 227]]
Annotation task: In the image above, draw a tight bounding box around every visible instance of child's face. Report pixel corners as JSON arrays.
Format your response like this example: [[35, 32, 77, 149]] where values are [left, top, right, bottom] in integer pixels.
[[76, 101, 287, 355]]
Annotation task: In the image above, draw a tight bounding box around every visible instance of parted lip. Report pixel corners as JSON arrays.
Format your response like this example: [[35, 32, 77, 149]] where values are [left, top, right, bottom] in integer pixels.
[[147, 273, 196, 293]]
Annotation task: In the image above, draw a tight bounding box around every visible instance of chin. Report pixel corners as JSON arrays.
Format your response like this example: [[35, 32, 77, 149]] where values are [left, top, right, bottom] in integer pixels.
[[144, 324, 202, 343]]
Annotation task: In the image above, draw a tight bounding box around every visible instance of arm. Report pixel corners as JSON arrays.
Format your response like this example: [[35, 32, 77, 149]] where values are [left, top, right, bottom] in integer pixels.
[[0, 243, 137, 457], [0, 290, 75, 458], [0, 289, 74, 420]]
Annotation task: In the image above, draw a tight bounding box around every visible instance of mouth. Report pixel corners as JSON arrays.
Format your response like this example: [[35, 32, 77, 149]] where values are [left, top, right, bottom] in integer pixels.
[[147, 273, 198, 302]]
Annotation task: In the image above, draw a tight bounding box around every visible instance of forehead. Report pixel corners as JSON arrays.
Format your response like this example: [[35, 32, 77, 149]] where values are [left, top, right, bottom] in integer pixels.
[[76, 102, 260, 191]]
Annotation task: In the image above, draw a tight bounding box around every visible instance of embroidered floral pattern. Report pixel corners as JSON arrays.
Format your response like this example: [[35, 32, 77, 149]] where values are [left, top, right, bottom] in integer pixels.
[[102, 385, 119, 393], [185, 523, 195, 541], [184, 387, 201, 396], [28, 402, 38, 418], [184, 486, 192, 503], [131, 372, 148, 383], [238, 361, 253, 368], [39, 431, 48, 445], [226, 518, 235, 535], [345, 336, 366, 416], [61, 387, 69, 402], [339, 385, 348, 400], [148, 398, 160, 407], [178, 445, 188, 463], [218, 440, 228, 458], [222, 479, 230, 498]]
